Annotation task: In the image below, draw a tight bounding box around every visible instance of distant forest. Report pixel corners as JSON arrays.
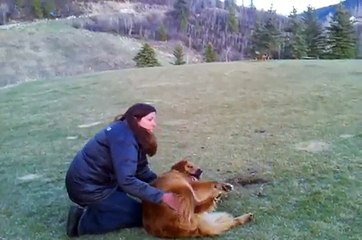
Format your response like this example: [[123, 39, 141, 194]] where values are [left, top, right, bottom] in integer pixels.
[[1, 0, 361, 60]]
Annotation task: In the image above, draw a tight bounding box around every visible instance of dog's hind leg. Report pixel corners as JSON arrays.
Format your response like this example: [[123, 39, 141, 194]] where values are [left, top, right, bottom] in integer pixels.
[[194, 212, 238, 237], [194, 212, 254, 237]]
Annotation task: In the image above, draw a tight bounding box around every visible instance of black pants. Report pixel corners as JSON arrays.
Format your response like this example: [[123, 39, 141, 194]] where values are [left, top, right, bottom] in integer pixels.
[[77, 189, 142, 235]]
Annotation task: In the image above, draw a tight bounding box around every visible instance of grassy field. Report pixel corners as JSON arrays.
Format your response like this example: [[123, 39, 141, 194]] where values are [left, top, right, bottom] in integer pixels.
[[0, 60, 361, 240]]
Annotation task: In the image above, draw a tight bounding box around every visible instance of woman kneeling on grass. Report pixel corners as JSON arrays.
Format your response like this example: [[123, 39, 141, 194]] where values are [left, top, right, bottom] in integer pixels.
[[65, 103, 181, 237]]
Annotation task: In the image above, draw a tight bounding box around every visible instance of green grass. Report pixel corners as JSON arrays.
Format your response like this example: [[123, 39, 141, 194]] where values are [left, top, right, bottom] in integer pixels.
[[0, 60, 361, 240]]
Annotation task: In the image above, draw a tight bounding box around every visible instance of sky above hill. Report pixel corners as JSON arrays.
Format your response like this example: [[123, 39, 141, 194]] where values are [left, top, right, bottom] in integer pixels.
[[236, 0, 342, 15]]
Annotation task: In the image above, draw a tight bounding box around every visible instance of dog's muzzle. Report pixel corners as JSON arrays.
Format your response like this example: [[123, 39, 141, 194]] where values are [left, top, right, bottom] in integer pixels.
[[192, 169, 203, 179]]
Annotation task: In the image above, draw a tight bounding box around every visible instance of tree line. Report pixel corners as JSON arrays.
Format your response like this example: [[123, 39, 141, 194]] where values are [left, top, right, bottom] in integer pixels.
[[0, 0, 84, 24], [2, 0, 360, 60], [134, 1, 358, 67], [133, 41, 217, 67], [249, 4, 358, 60], [74, 0, 359, 61]]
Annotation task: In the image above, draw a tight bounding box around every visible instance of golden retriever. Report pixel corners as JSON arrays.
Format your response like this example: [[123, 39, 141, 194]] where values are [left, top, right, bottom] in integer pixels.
[[142, 158, 253, 238]]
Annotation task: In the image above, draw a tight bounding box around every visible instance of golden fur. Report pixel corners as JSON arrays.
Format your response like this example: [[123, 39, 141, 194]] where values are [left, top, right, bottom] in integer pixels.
[[142, 159, 253, 238]]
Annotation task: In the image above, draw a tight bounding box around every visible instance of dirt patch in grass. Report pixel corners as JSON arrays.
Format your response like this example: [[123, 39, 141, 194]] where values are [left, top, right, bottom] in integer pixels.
[[339, 134, 354, 139], [226, 175, 270, 187], [77, 121, 102, 128], [350, 71, 362, 76], [66, 136, 78, 140], [225, 173, 270, 198], [295, 140, 331, 153], [17, 174, 42, 181]]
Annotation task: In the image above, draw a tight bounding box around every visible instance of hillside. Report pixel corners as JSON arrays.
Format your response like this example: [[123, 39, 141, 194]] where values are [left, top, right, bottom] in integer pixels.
[[316, 0, 362, 21], [1, 0, 361, 88], [0, 19, 201, 87], [1, 0, 288, 61]]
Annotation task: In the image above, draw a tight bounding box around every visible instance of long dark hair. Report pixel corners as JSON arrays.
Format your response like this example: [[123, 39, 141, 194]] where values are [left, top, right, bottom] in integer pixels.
[[114, 103, 157, 156]]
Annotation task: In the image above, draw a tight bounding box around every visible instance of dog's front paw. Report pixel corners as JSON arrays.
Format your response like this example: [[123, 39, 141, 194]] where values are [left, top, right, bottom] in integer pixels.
[[221, 183, 234, 192], [214, 192, 222, 203]]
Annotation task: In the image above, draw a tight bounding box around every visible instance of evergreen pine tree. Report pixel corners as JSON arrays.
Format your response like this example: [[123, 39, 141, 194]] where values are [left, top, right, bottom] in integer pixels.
[[249, 21, 265, 58], [158, 24, 167, 41], [326, 4, 356, 59], [216, 0, 223, 8], [285, 7, 307, 59], [302, 5, 323, 58], [227, 6, 239, 33], [173, 0, 189, 32], [173, 44, 186, 65], [224, 0, 236, 10], [316, 30, 330, 59], [133, 43, 161, 67], [262, 16, 281, 58], [43, 0, 56, 18], [249, 13, 281, 59], [32, 0, 43, 18], [15, 0, 24, 9], [356, 35, 362, 58], [204, 42, 217, 62]]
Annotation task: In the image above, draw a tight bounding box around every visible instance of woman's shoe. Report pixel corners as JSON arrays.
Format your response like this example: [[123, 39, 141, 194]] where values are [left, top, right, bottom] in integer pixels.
[[66, 205, 84, 237]]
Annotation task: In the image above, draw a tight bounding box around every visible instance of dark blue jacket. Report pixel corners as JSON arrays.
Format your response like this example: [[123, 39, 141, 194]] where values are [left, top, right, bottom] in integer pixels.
[[65, 120, 164, 206]]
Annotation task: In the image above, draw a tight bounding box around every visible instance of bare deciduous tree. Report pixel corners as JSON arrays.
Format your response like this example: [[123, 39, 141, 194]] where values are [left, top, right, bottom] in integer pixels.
[[0, 3, 9, 25]]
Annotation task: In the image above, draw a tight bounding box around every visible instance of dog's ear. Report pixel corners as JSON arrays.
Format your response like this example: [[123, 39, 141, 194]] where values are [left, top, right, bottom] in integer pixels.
[[177, 196, 193, 224], [171, 159, 189, 172]]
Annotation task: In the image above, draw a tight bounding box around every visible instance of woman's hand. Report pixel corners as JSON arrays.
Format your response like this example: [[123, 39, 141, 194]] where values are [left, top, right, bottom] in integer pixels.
[[162, 192, 182, 213]]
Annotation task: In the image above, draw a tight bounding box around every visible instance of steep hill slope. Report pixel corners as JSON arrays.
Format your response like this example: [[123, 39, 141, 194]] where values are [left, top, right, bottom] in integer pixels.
[[0, 19, 200, 87], [315, 0, 362, 21]]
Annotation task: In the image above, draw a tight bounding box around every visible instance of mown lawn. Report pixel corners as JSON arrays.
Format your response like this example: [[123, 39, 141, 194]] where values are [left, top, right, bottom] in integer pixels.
[[0, 60, 361, 240]]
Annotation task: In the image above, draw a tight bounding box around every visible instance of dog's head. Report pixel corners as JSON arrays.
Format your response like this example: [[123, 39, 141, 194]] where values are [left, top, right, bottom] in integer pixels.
[[171, 158, 203, 180]]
